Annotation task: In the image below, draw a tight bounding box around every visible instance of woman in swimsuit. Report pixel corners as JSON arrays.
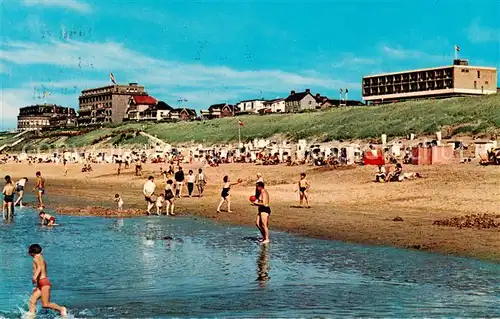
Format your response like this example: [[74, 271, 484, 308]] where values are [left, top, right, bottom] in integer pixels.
[[217, 175, 242, 213], [297, 173, 310, 208], [164, 179, 175, 216]]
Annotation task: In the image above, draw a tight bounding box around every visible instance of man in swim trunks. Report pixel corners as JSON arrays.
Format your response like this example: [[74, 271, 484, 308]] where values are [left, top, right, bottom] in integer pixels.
[[2, 175, 15, 219], [39, 211, 56, 226], [34, 171, 45, 209], [143, 176, 156, 215], [253, 181, 271, 245], [297, 173, 310, 208], [28, 244, 67, 316]]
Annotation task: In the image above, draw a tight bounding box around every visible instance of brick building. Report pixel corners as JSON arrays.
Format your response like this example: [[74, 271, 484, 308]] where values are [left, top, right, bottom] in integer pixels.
[[17, 104, 77, 131], [362, 60, 497, 104], [78, 82, 147, 125]]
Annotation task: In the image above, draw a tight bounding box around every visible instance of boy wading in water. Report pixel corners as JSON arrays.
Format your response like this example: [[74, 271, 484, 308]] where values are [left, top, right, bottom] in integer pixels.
[[34, 171, 45, 209], [28, 244, 67, 316], [14, 177, 28, 207], [297, 173, 310, 208], [253, 182, 271, 245]]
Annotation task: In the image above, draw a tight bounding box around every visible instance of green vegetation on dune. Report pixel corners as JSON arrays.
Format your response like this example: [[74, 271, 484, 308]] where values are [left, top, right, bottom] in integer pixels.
[[143, 94, 500, 144], [3, 94, 500, 152]]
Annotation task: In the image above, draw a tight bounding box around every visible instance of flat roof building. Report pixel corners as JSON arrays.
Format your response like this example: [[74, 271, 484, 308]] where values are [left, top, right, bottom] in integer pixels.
[[362, 61, 497, 104], [78, 82, 147, 126], [17, 104, 77, 131]]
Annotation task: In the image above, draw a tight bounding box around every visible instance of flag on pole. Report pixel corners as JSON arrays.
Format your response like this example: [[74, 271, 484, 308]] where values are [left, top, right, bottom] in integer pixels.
[[345, 88, 349, 93], [238, 120, 244, 127], [110, 72, 116, 84], [455, 45, 460, 52]]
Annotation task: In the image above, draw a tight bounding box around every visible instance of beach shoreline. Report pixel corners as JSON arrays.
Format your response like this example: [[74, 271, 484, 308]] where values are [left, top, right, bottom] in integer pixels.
[[2, 162, 499, 263]]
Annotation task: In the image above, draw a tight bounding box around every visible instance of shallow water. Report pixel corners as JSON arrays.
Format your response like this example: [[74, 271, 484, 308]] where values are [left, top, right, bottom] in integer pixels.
[[0, 208, 499, 318]]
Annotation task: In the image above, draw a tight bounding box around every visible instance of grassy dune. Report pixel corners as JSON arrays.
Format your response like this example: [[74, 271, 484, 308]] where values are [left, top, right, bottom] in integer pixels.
[[3, 94, 500, 151]]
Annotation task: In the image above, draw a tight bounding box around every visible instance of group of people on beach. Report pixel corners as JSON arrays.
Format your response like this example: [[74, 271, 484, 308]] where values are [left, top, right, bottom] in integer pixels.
[[2, 171, 46, 219]]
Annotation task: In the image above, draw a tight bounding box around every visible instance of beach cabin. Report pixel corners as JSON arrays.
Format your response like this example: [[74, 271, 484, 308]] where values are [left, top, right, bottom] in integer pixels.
[[411, 145, 454, 165], [474, 141, 497, 158]]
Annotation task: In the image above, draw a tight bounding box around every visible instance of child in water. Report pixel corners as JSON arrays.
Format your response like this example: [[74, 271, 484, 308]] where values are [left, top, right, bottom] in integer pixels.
[[39, 211, 56, 226], [156, 193, 165, 215], [28, 244, 67, 316], [114, 194, 124, 211]]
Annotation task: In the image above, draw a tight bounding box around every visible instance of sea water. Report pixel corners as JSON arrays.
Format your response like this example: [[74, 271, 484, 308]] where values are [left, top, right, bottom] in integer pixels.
[[0, 208, 499, 318]]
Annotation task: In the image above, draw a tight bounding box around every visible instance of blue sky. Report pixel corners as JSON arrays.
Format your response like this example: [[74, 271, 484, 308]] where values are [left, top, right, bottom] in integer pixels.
[[1, 0, 499, 130]]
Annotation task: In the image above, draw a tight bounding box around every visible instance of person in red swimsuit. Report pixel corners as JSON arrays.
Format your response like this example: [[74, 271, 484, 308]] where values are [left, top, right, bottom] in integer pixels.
[[28, 244, 67, 316], [39, 211, 56, 226]]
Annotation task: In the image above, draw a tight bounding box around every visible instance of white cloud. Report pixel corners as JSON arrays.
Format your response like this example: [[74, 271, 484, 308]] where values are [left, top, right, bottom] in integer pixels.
[[380, 45, 450, 63], [466, 19, 499, 43], [21, 0, 91, 13], [331, 54, 377, 69], [0, 39, 359, 106], [0, 88, 33, 130]]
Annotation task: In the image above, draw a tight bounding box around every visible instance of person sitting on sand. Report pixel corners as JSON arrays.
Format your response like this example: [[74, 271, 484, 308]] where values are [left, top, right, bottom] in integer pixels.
[[3, 175, 15, 219], [143, 176, 156, 215], [217, 175, 242, 213], [375, 165, 387, 183], [27, 244, 67, 317], [39, 211, 56, 226], [297, 173, 310, 208], [164, 179, 175, 216], [14, 177, 28, 208], [114, 194, 124, 211], [156, 193, 165, 215], [386, 163, 404, 182]]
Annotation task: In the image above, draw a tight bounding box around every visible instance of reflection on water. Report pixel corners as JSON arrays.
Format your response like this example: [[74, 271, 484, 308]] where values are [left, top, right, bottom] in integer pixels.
[[257, 245, 270, 287], [0, 208, 499, 318]]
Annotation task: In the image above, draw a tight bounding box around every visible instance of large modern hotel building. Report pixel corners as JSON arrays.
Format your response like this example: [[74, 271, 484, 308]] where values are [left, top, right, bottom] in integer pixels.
[[362, 60, 497, 104]]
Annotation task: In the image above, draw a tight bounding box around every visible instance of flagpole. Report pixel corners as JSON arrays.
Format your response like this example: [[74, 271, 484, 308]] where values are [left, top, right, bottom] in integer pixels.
[[238, 125, 241, 148]]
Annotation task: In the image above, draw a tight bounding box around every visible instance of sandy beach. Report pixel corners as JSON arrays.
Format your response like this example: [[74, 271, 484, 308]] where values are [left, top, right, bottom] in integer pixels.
[[2, 161, 499, 262]]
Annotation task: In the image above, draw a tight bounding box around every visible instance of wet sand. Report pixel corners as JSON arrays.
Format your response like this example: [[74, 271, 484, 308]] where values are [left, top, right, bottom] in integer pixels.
[[2, 162, 499, 262]]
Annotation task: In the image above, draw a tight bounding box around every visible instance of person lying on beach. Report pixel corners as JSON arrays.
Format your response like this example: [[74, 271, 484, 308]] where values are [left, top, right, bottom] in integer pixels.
[[156, 193, 165, 215], [217, 175, 242, 213], [164, 179, 175, 216], [3, 175, 15, 219], [14, 177, 28, 207], [39, 211, 56, 226], [297, 173, 310, 208], [114, 194, 124, 211], [28, 244, 67, 317]]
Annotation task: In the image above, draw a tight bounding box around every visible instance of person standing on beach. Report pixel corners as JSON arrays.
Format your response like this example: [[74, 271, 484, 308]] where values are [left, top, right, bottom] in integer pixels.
[[27, 244, 67, 317], [33, 171, 45, 209], [164, 179, 175, 216], [195, 168, 207, 197], [114, 194, 124, 211], [2, 175, 15, 219], [186, 170, 196, 197], [217, 175, 242, 213], [255, 173, 264, 200], [297, 173, 310, 208], [63, 159, 68, 177], [174, 167, 185, 198], [14, 177, 28, 208], [143, 176, 156, 215], [253, 181, 271, 244]]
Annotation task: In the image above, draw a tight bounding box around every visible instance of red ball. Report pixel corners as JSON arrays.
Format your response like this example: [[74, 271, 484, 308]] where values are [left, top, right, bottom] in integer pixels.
[[249, 195, 257, 202]]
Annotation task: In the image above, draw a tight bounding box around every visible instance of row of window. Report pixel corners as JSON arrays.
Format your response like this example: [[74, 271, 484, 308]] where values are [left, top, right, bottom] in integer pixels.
[[18, 120, 51, 126]]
